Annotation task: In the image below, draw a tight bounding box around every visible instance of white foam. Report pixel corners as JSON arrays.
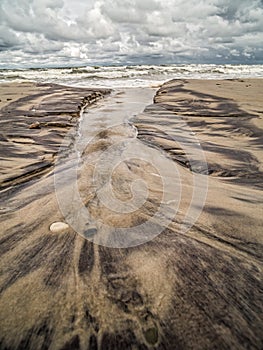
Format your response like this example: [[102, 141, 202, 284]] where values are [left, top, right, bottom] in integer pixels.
[[0, 64, 262, 88]]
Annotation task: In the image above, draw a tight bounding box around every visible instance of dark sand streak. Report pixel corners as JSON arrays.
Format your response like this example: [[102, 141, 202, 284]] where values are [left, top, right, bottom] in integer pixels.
[[0, 83, 110, 193]]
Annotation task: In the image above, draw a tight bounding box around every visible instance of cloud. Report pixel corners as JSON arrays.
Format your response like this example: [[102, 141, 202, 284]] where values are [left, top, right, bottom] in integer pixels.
[[0, 26, 20, 50], [0, 0, 262, 68]]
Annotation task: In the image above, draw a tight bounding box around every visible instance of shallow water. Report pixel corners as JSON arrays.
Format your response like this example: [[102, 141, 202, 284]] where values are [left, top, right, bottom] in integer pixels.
[[53, 85, 209, 248], [54, 87, 170, 247]]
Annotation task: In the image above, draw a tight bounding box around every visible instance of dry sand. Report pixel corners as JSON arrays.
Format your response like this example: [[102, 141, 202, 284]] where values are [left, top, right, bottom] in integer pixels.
[[0, 79, 262, 350]]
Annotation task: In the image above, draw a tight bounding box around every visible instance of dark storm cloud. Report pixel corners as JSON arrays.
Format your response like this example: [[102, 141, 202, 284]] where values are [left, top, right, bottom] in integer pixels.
[[0, 0, 262, 67]]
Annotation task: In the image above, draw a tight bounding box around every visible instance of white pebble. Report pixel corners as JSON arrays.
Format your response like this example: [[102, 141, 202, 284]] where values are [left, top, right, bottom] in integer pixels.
[[50, 222, 69, 233]]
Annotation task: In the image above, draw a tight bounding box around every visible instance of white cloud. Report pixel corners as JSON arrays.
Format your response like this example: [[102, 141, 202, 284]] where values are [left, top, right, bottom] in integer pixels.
[[0, 0, 262, 67]]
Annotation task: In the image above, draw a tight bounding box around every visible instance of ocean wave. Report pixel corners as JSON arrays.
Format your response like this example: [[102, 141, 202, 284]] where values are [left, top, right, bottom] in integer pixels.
[[0, 74, 26, 80], [0, 64, 262, 88]]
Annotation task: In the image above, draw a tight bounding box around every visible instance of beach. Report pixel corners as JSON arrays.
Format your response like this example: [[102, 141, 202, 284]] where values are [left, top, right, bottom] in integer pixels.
[[0, 78, 263, 349]]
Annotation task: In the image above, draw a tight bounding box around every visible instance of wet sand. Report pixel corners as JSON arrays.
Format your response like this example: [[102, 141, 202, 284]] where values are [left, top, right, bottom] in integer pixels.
[[0, 82, 110, 194], [0, 79, 263, 350]]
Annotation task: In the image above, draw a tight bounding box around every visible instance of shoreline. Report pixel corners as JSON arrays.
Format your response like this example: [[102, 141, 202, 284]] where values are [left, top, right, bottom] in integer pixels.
[[0, 79, 263, 349]]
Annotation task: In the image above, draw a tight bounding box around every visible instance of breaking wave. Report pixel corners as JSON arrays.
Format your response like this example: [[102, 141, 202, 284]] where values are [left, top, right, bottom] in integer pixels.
[[0, 64, 262, 88]]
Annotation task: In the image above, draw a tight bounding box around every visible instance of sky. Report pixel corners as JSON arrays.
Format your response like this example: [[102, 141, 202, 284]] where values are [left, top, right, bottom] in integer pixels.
[[0, 0, 262, 68]]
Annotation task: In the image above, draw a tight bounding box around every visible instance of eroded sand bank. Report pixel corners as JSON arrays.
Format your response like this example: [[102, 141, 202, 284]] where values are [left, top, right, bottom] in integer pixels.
[[0, 82, 110, 194], [0, 80, 262, 350]]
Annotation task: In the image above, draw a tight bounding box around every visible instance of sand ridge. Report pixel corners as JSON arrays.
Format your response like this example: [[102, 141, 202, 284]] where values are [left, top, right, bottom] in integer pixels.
[[0, 82, 110, 195]]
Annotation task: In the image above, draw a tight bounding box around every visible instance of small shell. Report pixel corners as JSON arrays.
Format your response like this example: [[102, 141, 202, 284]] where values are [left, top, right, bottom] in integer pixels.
[[49, 222, 69, 233]]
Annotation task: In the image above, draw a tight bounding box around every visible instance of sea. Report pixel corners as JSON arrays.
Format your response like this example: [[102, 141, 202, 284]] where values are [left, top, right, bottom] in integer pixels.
[[0, 64, 263, 89]]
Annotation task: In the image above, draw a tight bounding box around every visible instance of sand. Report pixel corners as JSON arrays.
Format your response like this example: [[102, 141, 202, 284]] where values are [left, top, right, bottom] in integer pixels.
[[0, 79, 262, 350], [0, 82, 110, 193]]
